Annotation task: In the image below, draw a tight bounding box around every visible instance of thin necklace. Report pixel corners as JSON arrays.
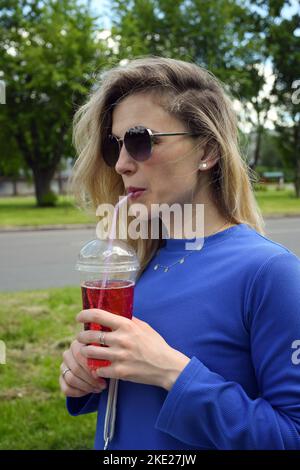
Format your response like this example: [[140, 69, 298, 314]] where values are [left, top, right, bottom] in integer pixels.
[[153, 220, 232, 273]]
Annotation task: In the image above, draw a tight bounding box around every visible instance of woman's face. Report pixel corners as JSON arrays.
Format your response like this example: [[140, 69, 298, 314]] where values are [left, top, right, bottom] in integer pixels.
[[112, 92, 203, 216]]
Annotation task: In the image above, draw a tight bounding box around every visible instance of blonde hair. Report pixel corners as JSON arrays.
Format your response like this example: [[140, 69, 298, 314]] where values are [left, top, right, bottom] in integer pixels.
[[70, 56, 265, 278]]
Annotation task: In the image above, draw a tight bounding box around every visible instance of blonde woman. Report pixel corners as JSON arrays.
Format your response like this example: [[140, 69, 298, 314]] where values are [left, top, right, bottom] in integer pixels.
[[60, 57, 300, 450]]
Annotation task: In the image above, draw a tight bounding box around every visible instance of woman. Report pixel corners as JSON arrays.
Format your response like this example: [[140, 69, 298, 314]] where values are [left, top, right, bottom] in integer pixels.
[[59, 57, 300, 450]]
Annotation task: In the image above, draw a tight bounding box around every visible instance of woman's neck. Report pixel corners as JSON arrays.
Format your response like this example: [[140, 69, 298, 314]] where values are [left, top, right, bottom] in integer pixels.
[[166, 185, 232, 239]]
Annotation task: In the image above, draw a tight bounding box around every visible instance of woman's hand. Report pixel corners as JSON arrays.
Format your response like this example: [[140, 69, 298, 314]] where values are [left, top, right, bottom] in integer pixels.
[[76, 309, 191, 391], [59, 339, 107, 397]]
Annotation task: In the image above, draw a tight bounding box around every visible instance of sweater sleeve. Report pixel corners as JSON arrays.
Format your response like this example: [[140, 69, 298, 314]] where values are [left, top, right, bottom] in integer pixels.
[[155, 252, 300, 449], [66, 393, 100, 416]]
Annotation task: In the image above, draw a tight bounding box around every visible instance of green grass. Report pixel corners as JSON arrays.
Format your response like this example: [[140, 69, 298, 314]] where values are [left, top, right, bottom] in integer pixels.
[[0, 188, 300, 228], [0, 195, 95, 227], [0, 287, 97, 449], [255, 188, 300, 216]]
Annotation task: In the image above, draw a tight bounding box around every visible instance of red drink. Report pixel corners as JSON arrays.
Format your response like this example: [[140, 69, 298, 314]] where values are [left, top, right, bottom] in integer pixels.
[[81, 279, 134, 371]]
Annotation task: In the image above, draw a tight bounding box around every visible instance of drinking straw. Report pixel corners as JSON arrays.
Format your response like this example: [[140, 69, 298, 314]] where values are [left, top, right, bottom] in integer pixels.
[[101, 193, 132, 450]]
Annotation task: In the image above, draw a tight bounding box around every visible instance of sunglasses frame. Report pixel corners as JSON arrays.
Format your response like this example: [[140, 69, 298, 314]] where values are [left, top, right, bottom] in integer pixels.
[[104, 126, 197, 167]]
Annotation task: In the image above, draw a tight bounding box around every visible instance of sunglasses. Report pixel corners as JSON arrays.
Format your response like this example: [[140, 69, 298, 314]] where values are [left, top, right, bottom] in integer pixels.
[[102, 125, 197, 167]]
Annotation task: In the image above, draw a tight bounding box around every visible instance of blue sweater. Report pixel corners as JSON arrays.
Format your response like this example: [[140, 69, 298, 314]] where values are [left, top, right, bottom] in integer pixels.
[[67, 223, 300, 450]]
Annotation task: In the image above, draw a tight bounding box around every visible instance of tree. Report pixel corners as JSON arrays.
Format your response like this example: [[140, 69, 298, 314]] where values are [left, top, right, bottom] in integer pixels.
[[109, 0, 281, 171], [0, 0, 109, 206], [110, 0, 261, 82], [267, 12, 300, 196]]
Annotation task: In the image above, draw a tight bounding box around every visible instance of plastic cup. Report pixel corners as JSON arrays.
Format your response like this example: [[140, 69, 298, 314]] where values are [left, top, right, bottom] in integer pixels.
[[76, 238, 140, 371]]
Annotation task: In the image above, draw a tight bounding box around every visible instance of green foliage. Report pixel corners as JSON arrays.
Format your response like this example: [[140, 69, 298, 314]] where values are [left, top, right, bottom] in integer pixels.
[[109, 0, 299, 194], [0, 286, 97, 449], [38, 190, 58, 207], [0, 0, 299, 200], [265, 5, 300, 194], [0, 0, 111, 204], [110, 0, 265, 88], [253, 183, 268, 192]]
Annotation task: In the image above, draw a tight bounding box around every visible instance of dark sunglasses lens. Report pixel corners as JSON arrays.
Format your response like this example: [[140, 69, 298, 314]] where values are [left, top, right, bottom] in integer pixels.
[[124, 127, 151, 161], [102, 135, 119, 167]]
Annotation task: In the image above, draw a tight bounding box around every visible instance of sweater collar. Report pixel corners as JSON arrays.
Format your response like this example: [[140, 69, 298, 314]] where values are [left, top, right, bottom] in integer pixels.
[[163, 223, 246, 251]]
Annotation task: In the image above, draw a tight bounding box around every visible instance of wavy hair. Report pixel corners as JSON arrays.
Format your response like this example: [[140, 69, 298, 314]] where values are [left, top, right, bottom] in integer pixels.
[[70, 56, 265, 278]]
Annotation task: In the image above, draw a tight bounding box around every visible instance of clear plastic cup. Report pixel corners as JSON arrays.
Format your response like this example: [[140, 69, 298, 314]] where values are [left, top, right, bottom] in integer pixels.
[[76, 238, 140, 371]]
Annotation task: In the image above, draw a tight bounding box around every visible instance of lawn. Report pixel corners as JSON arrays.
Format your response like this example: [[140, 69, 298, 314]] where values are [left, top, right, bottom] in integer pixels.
[[0, 287, 98, 450], [0, 195, 95, 227], [0, 188, 300, 228], [255, 188, 300, 216]]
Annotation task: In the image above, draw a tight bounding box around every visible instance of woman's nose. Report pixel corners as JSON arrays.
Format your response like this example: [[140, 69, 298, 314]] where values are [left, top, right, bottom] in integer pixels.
[[115, 142, 136, 175]]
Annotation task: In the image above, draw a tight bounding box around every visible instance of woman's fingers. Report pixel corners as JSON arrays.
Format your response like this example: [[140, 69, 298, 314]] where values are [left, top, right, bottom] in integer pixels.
[[65, 347, 103, 388], [77, 309, 127, 331], [60, 360, 106, 395], [59, 373, 87, 398], [63, 347, 107, 390], [77, 329, 114, 346], [60, 343, 107, 393], [80, 345, 116, 362], [60, 361, 93, 394], [70, 339, 99, 375], [59, 370, 102, 398]]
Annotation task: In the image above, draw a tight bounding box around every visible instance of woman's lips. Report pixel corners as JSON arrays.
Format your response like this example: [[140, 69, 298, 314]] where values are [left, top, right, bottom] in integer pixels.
[[128, 189, 146, 200]]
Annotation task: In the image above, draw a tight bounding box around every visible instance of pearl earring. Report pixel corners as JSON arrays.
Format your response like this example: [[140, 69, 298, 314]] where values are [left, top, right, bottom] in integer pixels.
[[200, 163, 207, 169]]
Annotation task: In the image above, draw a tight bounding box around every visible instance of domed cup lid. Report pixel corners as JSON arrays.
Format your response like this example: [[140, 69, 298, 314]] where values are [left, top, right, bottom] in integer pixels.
[[76, 238, 140, 274]]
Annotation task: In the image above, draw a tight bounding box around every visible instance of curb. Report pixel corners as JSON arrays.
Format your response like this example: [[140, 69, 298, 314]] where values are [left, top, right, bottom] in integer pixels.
[[0, 224, 96, 233]]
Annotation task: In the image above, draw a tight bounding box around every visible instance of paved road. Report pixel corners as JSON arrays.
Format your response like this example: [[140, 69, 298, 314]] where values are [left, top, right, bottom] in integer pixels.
[[0, 217, 300, 292]]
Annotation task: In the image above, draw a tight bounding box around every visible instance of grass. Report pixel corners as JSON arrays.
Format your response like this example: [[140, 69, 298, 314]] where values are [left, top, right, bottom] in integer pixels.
[[0, 287, 97, 450], [0, 195, 95, 227], [255, 188, 300, 216], [0, 187, 300, 229]]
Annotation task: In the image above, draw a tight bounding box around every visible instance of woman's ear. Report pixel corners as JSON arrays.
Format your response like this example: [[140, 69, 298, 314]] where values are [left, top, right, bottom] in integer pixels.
[[198, 141, 220, 170]]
